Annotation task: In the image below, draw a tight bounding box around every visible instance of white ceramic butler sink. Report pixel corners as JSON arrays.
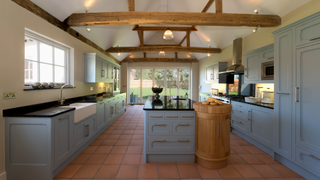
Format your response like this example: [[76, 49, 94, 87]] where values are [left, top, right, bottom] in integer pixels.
[[68, 103, 96, 123]]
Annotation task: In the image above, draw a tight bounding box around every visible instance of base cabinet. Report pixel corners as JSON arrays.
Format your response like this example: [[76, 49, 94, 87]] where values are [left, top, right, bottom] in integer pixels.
[[73, 114, 97, 150]]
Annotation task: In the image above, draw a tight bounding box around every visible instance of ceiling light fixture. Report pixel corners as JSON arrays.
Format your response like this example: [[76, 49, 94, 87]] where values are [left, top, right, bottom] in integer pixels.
[[207, 45, 211, 57], [84, 24, 90, 32], [254, 9, 258, 14], [159, 51, 165, 56], [253, 25, 260, 33], [163, 28, 174, 40]]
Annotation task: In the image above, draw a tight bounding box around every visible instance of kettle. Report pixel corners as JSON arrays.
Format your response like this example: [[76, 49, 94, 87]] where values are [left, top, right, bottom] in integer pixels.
[[261, 88, 274, 104]]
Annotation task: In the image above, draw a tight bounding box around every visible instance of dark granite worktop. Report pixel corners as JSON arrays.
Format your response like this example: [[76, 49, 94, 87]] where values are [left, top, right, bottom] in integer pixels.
[[143, 96, 194, 111], [231, 99, 274, 109], [3, 92, 127, 117]]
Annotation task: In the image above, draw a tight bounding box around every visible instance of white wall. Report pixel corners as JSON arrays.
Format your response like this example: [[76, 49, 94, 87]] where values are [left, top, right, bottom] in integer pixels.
[[0, 1, 118, 174]]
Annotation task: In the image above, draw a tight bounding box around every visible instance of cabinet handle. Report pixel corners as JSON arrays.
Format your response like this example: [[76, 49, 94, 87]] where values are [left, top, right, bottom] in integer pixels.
[[276, 92, 290, 95], [166, 116, 178, 118], [295, 87, 299, 102], [309, 154, 320, 161], [99, 102, 104, 105], [267, 57, 274, 59], [59, 115, 70, 120], [154, 139, 165, 142], [85, 124, 89, 137], [178, 139, 189, 142], [310, 37, 320, 41], [178, 123, 189, 126], [248, 110, 251, 121], [101, 70, 105, 77], [182, 116, 194, 118], [150, 116, 163, 118], [236, 120, 243, 124], [154, 124, 166, 126], [111, 106, 113, 114]]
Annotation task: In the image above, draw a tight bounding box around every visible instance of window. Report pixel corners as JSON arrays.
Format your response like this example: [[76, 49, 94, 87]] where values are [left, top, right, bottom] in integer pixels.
[[24, 29, 70, 86]]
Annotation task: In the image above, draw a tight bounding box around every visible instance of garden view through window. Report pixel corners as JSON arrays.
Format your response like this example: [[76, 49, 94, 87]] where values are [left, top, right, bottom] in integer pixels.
[[129, 68, 190, 104]]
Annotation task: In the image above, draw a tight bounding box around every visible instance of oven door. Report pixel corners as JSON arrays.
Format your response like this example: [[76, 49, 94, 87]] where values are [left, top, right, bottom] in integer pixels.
[[261, 61, 274, 80]]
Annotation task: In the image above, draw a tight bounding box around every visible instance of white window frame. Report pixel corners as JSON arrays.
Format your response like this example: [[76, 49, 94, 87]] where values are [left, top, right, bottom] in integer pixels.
[[24, 28, 71, 87]]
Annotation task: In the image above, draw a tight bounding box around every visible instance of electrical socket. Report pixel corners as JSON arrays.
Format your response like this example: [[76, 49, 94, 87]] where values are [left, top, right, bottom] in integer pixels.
[[90, 87, 93, 91], [4, 92, 16, 100]]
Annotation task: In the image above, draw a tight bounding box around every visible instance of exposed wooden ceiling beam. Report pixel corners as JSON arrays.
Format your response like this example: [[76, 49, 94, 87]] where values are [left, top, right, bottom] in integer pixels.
[[202, 0, 214, 13], [186, 31, 190, 47], [137, 30, 144, 46], [215, 0, 223, 13], [132, 26, 197, 31], [121, 58, 198, 63], [66, 12, 281, 27], [179, 35, 187, 46], [12, 0, 120, 65], [107, 46, 221, 53], [128, 0, 135, 11]]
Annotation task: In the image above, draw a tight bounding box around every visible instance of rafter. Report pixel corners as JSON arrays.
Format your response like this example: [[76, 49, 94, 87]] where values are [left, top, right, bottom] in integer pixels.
[[66, 12, 281, 27], [202, 0, 214, 13], [186, 31, 190, 47], [216, 0, 222, 13], [132, 26, 197, 31], [107, 46, 221, 53], [128, 0, 135, 11], [137, 30, 144, 46], [179, 35, 187, 46], [121, 58, 198, 63]]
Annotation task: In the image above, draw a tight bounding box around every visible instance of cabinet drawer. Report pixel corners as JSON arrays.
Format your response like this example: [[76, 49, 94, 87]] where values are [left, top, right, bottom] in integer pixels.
[[295, 146, 320, 176], [172, 122, 195, 136], [164, 112, 179, 120], [180, 112, 195, 120], [148, 137, 194, 152], [232, 108, 247, 119], [148, 112, 164, 120], [148, 122, 170, 136], [231, 114, 246, 134], [296, 18, 320, 47], [232, 101, 246, 109]]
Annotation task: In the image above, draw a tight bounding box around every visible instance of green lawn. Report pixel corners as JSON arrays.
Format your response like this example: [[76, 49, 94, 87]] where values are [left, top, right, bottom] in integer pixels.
[[130, 87, 189, 99]]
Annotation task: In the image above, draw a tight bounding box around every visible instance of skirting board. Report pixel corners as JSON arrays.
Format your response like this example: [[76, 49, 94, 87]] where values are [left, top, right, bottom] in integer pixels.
[[0, 172, 6, 180]]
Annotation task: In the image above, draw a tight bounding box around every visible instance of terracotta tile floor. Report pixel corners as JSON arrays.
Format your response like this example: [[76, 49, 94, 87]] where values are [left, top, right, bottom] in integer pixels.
[[55, 105, 306, 180]]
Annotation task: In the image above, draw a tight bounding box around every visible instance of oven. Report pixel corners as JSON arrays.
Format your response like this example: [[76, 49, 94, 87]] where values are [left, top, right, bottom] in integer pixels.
[[261, 61, 274, 80]]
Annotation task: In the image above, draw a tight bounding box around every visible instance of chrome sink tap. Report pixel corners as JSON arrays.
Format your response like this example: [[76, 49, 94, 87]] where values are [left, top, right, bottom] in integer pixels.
[[170, 84, 180, 98], [59, 84, 75, 105]]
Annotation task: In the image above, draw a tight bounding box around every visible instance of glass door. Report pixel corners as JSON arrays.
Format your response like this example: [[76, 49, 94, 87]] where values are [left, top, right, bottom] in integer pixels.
[[179, 69, 190, 97], [129, 69, 141, 104], [142, 69, 153, 103], [154, 69, 165, 97], [166, 69, 178, 97]]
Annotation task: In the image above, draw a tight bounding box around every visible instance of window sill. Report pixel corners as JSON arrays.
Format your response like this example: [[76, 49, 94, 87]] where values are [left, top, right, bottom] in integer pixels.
[[24, 87, 76, 91]]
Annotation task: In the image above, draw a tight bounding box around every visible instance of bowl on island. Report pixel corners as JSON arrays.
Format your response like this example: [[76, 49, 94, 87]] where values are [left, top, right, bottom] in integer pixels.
[[152, 87, 163, 94]]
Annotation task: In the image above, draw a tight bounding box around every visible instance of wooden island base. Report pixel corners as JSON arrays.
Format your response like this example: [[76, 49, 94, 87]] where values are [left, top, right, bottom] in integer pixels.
[[193, 102, 232, 169]]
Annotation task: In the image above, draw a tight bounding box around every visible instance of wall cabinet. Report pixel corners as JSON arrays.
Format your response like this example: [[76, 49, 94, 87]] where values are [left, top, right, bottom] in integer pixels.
[[272, 11, 320, 178], [205, 62, 228, 83], [243, 44, 274, 84], [231, 101, 273, 149], [84, 53, 119, 83]]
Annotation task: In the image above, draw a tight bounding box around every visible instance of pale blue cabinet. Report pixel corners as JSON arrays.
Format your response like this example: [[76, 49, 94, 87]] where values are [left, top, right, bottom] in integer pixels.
[[243, 44, 274, 84], [248, 106, 273, 148], [73, 114, 97, 150], [54, 112, 74, 168], [295, 17, 320, 47], [96, 100, 106, 132], [205, 62, 228, 83], [144, 111, 195, 162], [244, 54, 260, 83], [273, 29, 294, 160], [231, 101, 248, 135]]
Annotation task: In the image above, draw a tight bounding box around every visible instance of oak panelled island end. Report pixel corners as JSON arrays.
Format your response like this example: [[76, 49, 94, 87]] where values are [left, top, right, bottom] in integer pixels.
[[193, 102, 232, 169]]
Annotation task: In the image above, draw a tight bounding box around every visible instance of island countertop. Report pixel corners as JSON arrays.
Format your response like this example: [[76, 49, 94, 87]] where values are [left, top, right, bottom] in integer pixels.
[[143, 95, 194, 111]]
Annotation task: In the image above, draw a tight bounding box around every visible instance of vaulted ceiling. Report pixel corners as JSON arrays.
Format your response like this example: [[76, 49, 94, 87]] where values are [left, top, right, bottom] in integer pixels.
[[30, 0, 310, 61]]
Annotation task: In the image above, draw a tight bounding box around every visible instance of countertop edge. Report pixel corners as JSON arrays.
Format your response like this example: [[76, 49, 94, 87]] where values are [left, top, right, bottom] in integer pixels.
[[231, 100, 274, 109]]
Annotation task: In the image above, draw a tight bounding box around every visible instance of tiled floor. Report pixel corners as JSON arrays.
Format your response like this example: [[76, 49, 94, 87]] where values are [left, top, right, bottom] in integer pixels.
[[54, 105, 305, 180]]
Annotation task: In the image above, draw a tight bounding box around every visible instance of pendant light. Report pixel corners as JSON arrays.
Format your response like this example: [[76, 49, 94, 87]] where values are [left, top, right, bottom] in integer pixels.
[[163, 28, 174, 40]]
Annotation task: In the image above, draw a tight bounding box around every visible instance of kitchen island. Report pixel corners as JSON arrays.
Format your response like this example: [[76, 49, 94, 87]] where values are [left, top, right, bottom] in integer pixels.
[[143, 96, 195, 163]]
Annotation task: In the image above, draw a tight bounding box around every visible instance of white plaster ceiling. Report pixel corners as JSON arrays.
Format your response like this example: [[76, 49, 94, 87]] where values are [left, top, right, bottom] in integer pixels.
[[30, 0, 311, 61]]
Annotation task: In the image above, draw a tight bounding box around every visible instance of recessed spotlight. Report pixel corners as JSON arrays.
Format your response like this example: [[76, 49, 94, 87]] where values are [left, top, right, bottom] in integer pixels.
[[84, 24, 90, 32], [254, 9, 258, 14]]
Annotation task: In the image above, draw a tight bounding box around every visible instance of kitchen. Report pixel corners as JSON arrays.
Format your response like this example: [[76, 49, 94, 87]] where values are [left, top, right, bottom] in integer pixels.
[[1, 0, 320, 180]]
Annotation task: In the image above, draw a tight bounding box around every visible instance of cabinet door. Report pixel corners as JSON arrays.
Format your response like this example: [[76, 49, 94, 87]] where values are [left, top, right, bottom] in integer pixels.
[[107, 62, 113, 80], [105, 100, 112, 124], [261, 49, 274, 62], [73, 115, 96, 150], [102, 61, 108, 81], [295, 43, 320, 153], [244, 54, 260, 83], [206, 66, 214, 82], [213, 64, 219, 82], [96, 101, 106, 132], [274, 29, 293, 159], [96, 59, 102, 81], [54, 112, 73, 167], [248, 107, 273, 148], [296, 17, 320, 47]]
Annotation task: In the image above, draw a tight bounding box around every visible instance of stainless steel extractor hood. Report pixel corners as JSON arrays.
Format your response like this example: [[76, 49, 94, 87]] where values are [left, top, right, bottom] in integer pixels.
[[219, 38, 244, 74]]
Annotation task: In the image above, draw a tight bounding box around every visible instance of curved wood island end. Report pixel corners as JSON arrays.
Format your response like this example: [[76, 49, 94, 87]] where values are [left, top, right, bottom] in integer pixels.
[[193, 102, 232, 169]]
